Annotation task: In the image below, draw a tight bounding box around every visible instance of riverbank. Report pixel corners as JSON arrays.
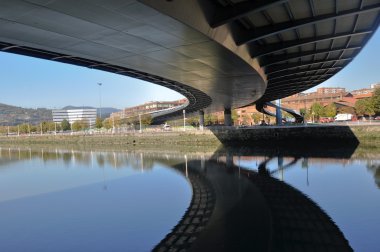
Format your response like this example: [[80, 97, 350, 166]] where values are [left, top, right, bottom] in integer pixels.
[[0, 125, 379, 149], [0, 131, 221, 154]]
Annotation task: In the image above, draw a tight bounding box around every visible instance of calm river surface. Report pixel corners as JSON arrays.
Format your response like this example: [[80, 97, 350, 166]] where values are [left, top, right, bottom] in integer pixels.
[[0, 145, 378, 251]]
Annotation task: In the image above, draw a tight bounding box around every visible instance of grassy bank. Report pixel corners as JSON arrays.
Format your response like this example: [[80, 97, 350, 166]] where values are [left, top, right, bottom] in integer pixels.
[[349, 125, 380, 142], [0, 131, 221, 153], [0, 125, 379, 149]]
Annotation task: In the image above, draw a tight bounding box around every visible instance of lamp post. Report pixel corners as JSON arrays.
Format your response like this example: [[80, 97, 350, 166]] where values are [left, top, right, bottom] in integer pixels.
[[139, 114, 142, 133], [112, 116, 115, 134], [97, 83, 102, 119], [183, 110, 186, 131]]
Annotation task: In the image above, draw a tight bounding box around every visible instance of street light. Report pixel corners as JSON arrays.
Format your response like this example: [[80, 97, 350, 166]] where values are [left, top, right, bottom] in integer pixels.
[[97, 83, 102, 119], [139, 114, 142, 133], [183, 110, 186, 131], [112, 116, 115, 134]]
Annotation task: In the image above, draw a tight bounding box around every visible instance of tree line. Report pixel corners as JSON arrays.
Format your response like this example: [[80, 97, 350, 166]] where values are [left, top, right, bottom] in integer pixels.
[[1, 88, 378, 134], [354, 88, 380, 117], [0, 114, 154, 135], [301, 87, 380, 121]]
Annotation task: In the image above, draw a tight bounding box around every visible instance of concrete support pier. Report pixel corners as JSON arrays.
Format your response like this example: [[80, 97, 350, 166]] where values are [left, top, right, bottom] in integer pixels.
[[199, 110, 205, 130], [276, 99, 282, 126], [224, 108, 232, 126]]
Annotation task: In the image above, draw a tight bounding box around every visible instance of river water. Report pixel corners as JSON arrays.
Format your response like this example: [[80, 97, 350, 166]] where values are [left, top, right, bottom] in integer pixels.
[[0, 145, 378, 251]]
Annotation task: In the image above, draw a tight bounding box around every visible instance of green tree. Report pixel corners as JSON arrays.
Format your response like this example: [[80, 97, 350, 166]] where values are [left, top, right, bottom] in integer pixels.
[[186, 116, 199, 126], [113, 116, 121, 127], [123, 116, 136, 126], [251, 112, 262, 124], [265, 115, 274, 124], [71, 121, 82, 131], [355, 99, 375, 116], [372, 88, 380, 113], [337, 106, 355, 114], [242, 114, 250, 125], [205, 114, 218, 125], [0, 126, 6, 134], [103, 118, 112, 129], [310, 102, 324, 120], [95, 117, 103, 129], [356, 99, 369, 116], [232, 110, 238, 125], [71, 120, 88, 131], [299, 108, 311, 121], [19, 124, 29, 134], [30, 125, 37, 133], [323, 103, 337, 117], [41, 121, 50, 133], [54, 123, 62, 132], [47, 121, 57, 132], [61, 119, 71, 131], [81, 120, 89, 129], [141, 115, 152, 126]]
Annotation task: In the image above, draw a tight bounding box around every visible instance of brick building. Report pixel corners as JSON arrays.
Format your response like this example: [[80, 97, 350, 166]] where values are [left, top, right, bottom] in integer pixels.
[[282, 88, 349, 111], [111, 99, 187, 118], [281, 85, 376, 111]]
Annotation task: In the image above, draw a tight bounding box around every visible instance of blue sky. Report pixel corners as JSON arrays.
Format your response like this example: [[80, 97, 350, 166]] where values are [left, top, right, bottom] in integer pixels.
[[1, 28, 379, 109]]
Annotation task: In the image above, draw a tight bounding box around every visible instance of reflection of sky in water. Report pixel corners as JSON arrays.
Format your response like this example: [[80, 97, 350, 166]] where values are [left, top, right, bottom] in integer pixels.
[[237, 156, 380, 252], [0, 149, 192, 252], [0, 159, 134, 202]]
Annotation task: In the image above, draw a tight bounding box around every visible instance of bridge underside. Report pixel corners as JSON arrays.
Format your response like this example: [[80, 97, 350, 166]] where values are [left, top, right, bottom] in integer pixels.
[[0, 0, 379, 116]]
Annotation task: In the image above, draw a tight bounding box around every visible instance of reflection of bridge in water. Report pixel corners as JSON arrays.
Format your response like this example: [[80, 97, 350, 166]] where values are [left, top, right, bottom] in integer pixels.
[[2, 145, 379, 251], [153, 155, 354, 251]]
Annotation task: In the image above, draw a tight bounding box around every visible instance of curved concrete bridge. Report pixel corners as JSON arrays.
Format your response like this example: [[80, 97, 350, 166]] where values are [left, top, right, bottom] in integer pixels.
[[0, 0, 379, 123]]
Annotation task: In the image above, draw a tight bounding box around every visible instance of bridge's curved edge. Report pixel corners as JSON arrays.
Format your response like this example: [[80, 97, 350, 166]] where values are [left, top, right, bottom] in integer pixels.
[[255, 102, 304, 123], [256, 102, 276, 118], [0, 41, 212, 120], [265, 102, 304, 123], [152, 165, 216, 252]]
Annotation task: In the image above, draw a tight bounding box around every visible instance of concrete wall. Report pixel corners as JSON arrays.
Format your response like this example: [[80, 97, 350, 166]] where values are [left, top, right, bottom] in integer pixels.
[[210, 125, 366, 146]]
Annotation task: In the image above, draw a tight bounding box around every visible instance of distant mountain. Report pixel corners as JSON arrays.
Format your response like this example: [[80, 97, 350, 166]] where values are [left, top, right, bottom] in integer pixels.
[[62, 106, 95, 110], [62, 106, 120, 118], [0, 103, 120, 125], [0, 103, 52, 126]]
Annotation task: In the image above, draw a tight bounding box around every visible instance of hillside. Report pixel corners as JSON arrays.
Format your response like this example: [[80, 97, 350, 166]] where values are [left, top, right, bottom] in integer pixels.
[[0, 103, 52, 126], [0, 103, 120, 126]]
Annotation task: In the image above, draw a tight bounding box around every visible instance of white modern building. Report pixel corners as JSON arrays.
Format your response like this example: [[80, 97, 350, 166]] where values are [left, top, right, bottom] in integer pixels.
[[52, 109, 97, 128], [370, 83, 380, 89]]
